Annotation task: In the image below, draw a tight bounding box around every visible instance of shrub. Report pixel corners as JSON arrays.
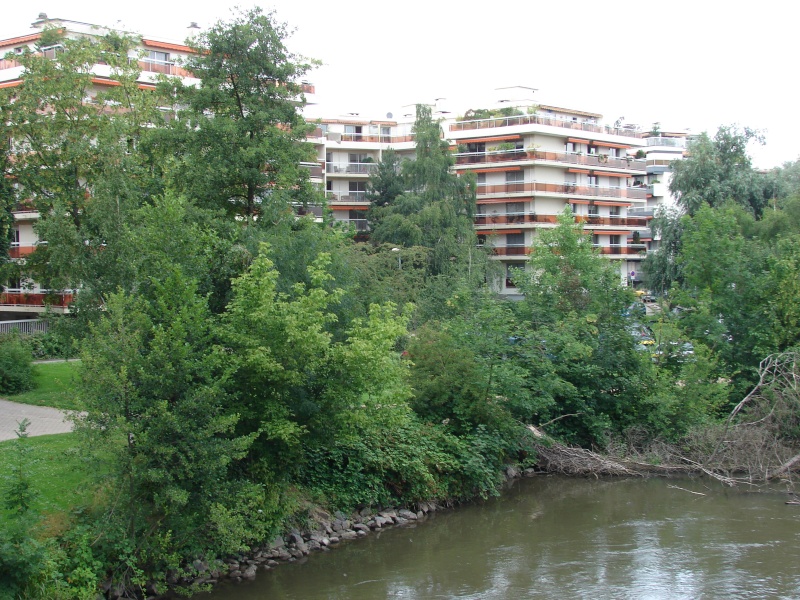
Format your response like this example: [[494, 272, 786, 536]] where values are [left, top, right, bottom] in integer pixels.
[[0, 336, 35, 395]]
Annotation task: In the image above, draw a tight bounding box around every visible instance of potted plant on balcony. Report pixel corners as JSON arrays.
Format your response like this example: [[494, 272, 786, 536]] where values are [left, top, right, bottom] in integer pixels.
[[598, 154, 609, 164], [635, 149, 646, 159]]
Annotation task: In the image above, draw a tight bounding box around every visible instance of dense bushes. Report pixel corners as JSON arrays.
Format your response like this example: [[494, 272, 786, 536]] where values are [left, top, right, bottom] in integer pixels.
[[0, 336, 34, 395]]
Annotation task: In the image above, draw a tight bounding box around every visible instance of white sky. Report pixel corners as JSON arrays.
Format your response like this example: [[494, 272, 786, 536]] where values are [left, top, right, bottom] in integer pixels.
[[1, 0, 796, 169]]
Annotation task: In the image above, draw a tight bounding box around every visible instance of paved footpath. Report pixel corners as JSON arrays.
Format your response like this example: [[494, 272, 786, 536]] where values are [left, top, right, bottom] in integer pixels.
[[0, 399, 77, 441]]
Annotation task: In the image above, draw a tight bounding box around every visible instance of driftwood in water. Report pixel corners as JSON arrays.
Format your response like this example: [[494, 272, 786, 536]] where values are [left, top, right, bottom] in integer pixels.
[[532, 353, 800, 487]]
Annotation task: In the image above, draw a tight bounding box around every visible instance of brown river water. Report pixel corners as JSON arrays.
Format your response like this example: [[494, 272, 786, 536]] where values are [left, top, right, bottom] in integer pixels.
[[201, 475, 800, 599]]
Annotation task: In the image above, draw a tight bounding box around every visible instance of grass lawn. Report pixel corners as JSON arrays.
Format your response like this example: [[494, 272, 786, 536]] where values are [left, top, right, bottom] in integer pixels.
[[4, 361, 82, 411], [0, 433, 97, 528]]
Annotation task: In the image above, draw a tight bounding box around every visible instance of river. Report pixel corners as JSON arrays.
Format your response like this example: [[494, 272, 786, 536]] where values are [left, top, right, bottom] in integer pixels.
[[202, 476, 800, 599]]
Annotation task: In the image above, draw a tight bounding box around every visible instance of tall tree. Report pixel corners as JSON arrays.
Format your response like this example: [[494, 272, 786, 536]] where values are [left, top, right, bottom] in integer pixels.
[[368, 104, 477, 276], [157, 7, 319, 222], [670, 126, 771, 217], [2, 28, 161, 298]]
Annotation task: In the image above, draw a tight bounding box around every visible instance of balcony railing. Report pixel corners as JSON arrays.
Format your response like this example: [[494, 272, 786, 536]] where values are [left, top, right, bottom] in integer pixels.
[[326, 162, 378, 175], [327, 191, 368, 202], [646, 136, 686, 148], [137, 59, 192, 77], [0, 292, 74, 307], [341, 218, 369, 231], [0, 58, 22, 70], [333, 133, 415, 143], [8, 245, 36, 259], [456, 149, 646, 171], [475, 213, 649, 227], [451, 114, 644, 139], [593, 245, 648, 256], [530, 150, 645, 170], [487, 244, 531, 256], [477, 181, 648, 200]]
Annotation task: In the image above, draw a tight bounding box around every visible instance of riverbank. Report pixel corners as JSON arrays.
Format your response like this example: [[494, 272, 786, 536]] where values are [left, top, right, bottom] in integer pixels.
[[159, 465, 537, 598]]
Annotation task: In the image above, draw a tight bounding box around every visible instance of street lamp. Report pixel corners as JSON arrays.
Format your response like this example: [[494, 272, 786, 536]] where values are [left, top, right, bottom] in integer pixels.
[[391, 247, 402, 269]]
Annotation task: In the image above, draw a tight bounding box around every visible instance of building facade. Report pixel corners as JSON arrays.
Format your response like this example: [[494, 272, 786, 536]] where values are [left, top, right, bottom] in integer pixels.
[[1, 15, 683, 318]]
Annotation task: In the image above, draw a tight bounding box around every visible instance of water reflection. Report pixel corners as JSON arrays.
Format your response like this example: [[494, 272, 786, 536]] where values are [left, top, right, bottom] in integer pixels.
[[204, 477, 800, 599]]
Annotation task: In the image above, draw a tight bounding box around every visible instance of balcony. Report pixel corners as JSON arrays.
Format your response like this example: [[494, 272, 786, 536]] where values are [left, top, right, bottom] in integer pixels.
[[451, 114, 644, 139], [341, 218, 369, 231], [476, 180, 648, 200], [580, 215, 650, 227], [529, 150, 645, 171], [327, 191, 368, 202], [456, 149, 646, 171], [0, 58, 22, 70], [137, 59, 192, 77], [333, 133, 415, 144], [646, 136, 686, 148], [475, 212, 537, 226], [593, 245, 648, 256], [475, 213, 649, 228], [455, 149, 527, 165], [487, 244, 531, 256], [0, 292, 73, 308], [8, 245, 36, 259], [326, 162, 378, 175]]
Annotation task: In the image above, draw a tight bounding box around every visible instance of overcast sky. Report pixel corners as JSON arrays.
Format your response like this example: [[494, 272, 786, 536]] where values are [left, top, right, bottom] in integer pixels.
[[2, 1, 796, 168]]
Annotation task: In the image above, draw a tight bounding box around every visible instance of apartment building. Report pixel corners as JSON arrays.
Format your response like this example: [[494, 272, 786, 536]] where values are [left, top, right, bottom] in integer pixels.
[[0, 15, 200, 318], [1, 15, 682, 318]]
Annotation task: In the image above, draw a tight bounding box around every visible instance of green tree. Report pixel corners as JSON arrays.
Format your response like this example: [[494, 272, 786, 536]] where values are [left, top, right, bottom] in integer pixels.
[[2, 28, 161, 300], [221, 245, 412, 480], [514, 210, 649, 444], [670, 126, 771, 217], [77, 274, 259, 592], [157, 7, 318, 222], [369, 105, 477, 276]]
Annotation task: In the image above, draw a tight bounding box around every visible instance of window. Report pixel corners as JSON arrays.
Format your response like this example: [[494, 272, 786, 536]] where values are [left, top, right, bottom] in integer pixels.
[[610, 235, 620, 246], [344, 125, 363, 140], [589, 204, 598, 216], [506, 232, 524, 246], [609, 206, 620, 217], [381, 126, 391, 143], [565, 142, 575, 153], [588, 176, 597, 187], [148, 50, 169, 63], [348, 181, 366, 200], [4, 278, 22, 292], [348, 210, 368, 231], [11, 227, 20, 247], [506, 202, 523, 223]]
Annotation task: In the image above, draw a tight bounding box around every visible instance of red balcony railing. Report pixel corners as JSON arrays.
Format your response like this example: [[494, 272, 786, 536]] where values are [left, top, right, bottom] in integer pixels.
[[0, 292, 73, 307], [8, 245, 36, 259]]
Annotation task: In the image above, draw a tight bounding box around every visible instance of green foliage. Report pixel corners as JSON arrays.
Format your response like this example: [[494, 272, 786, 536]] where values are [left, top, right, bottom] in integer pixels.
[[3, 361, 79, 411], [158, 7, 318, 221], [670, 126, 771, 217], [2, 31, 161, 298], [0, 421, 50, 600], [368, 105, 477, 277], [0, 335, 35, 395], [222, 245, 413, 480], [76, 274, 256, 590]]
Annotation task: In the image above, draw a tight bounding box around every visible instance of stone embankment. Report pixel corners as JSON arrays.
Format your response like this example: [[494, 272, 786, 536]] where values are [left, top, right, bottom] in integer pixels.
[[158, 465, 538, 597]]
